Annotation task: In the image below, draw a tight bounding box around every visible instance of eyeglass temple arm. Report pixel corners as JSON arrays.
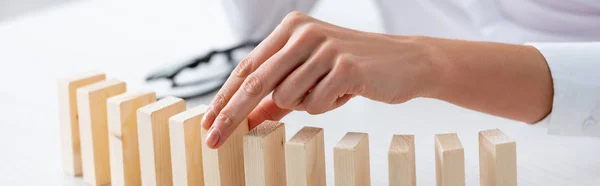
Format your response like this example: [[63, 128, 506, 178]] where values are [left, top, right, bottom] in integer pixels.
[[145, 40, 262, 82]]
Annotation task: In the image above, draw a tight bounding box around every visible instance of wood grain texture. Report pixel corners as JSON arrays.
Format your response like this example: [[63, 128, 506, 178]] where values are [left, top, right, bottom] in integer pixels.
[[107, 90, 156, 186], [334, 132, 370, 186], [285, 126, 326, 186], [137, 96, 186, 186], [169, 105, 207, 186], [201, 118, 249, 186], [58, 72, 105, 176], [244, 120, 286, 186], [435, 133, 465, 186], [77, 79, 126, 186], [388, 135, 416, 186], [479, 129, 517, 186]]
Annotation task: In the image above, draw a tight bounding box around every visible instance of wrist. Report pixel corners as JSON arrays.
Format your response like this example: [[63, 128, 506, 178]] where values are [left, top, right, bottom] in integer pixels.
[[413, 37, 554, 123], [409, 36, 452, 100]]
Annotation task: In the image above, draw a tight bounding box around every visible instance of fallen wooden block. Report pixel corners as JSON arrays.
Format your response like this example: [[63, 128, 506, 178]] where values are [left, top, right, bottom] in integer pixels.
[[244, 120, 287, 186], [334, 132, 370, 186], [58, 72, 105, 176], [137, 96, 186, 186], [285, 126, 326, 186], [201, 118, 249, 186], [107, 90, 156, 186], [388, 135, 416, 186], [169, 105, 207, 186], [479, 129, 517, 186], [435, 133, 465, 186], [77, 79, 126, 186]]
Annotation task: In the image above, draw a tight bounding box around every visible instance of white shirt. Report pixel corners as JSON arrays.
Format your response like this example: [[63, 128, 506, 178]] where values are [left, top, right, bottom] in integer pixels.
[[222, 0, 600, 137]]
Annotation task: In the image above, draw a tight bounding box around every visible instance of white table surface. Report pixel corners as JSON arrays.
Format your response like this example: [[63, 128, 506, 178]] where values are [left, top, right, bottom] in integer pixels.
[[0, 0, 599, 185]]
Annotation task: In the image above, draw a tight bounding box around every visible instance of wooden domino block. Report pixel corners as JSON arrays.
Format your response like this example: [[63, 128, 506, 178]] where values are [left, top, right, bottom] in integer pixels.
[[58, 72, 105, 176], [169, 105, 207, 186], [479, 129, 517, 186], [77, 79, 126, 185], [107, 90, 156, 186], [334, 132, 370, 186], [244, 120, 286, 186], [285, 126, 326, 186], [388, 135, 416, 186], [201, 118, 249, 186], [137, 96, 186, 186], [435, 133, 465, 186]]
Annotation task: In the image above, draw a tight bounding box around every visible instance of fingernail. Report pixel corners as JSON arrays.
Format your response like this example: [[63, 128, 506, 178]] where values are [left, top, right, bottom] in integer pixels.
[[201, 107, 213, 129], [205, 127, 221, 148]]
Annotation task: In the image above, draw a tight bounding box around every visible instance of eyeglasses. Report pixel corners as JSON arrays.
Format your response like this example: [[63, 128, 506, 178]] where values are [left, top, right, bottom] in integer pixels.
[[145, 40, 261, 99]]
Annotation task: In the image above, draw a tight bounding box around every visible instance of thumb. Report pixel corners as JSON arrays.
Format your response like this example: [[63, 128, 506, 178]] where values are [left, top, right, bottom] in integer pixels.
[[247, 96, 293, 129]]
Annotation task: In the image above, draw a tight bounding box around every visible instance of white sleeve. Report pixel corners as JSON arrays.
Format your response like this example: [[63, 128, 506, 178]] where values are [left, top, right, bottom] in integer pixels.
[[528, 42, 600, 137], [221, 0, 318, 41]]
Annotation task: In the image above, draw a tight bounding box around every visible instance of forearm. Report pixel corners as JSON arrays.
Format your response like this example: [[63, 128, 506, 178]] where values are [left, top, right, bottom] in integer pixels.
[[421, 37, 553, 123]]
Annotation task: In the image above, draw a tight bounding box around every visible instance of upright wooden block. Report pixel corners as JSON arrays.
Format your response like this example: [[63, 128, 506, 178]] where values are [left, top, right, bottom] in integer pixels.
[[77, 79, 126, 185], [285, 127, 326, 186], [201, 118, 249, 186], [137, 96, 186, 186], [334, 132, 370, 186], [107, 90, 156, 186], [435, 133, 465, 186], [479, 129, 517, 186], [244, 120, 287, 186], [169, 105, 207, 186], [58, 72, 105, 176], [388, 135, 416, 186]]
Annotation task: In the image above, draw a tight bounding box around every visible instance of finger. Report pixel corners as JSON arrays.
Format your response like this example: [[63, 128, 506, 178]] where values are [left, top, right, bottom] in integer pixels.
[[291, 85, 317, 111], [206, 29, 323, 149], [333, 94, 354, 109], [303, 55, 359, 114], [272, 41, 336, 109], [201, 17, 293, 131], [247, 96, 293, 129], [201, 12, 317, 131]]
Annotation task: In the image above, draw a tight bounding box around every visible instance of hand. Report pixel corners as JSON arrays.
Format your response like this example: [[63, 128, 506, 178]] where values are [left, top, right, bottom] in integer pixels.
[[200, 11, 440, 148]]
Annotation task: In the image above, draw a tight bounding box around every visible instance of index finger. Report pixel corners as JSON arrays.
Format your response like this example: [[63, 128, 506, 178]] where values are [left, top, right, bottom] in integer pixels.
[[205, 19, 325, 148], [200, 19, 292, 131], [206, 34, 315, 148], [201, 13, 313, 149]]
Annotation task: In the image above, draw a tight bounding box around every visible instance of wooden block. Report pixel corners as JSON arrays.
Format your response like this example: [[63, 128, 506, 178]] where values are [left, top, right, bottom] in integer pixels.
[[107, 90, 156, 186], [58, 72, 105, 176], [285, 126, 326, 186], [334, 132, 370, 186], [168, 105, 207, 186], [137, 96, 186, 186], [435, 133, 465, 186], [244, 120, 287, 186], [201, 118, 249, 186], [388, 135, 416, 186], [479, 129, 517, 186], [77, 79, 126, 185]]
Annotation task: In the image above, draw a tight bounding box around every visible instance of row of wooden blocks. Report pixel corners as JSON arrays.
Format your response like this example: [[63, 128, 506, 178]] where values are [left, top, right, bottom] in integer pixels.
[[59, 72, 517, 186]]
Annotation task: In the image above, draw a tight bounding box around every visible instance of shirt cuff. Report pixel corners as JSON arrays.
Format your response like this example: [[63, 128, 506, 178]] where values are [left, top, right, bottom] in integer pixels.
[[528, 42, 600, 137]]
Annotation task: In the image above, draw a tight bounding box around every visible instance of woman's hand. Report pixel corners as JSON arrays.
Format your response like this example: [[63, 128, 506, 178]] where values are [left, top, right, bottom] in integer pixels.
[[201, 11, 553, 149], [200, 11, 441, 148]]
